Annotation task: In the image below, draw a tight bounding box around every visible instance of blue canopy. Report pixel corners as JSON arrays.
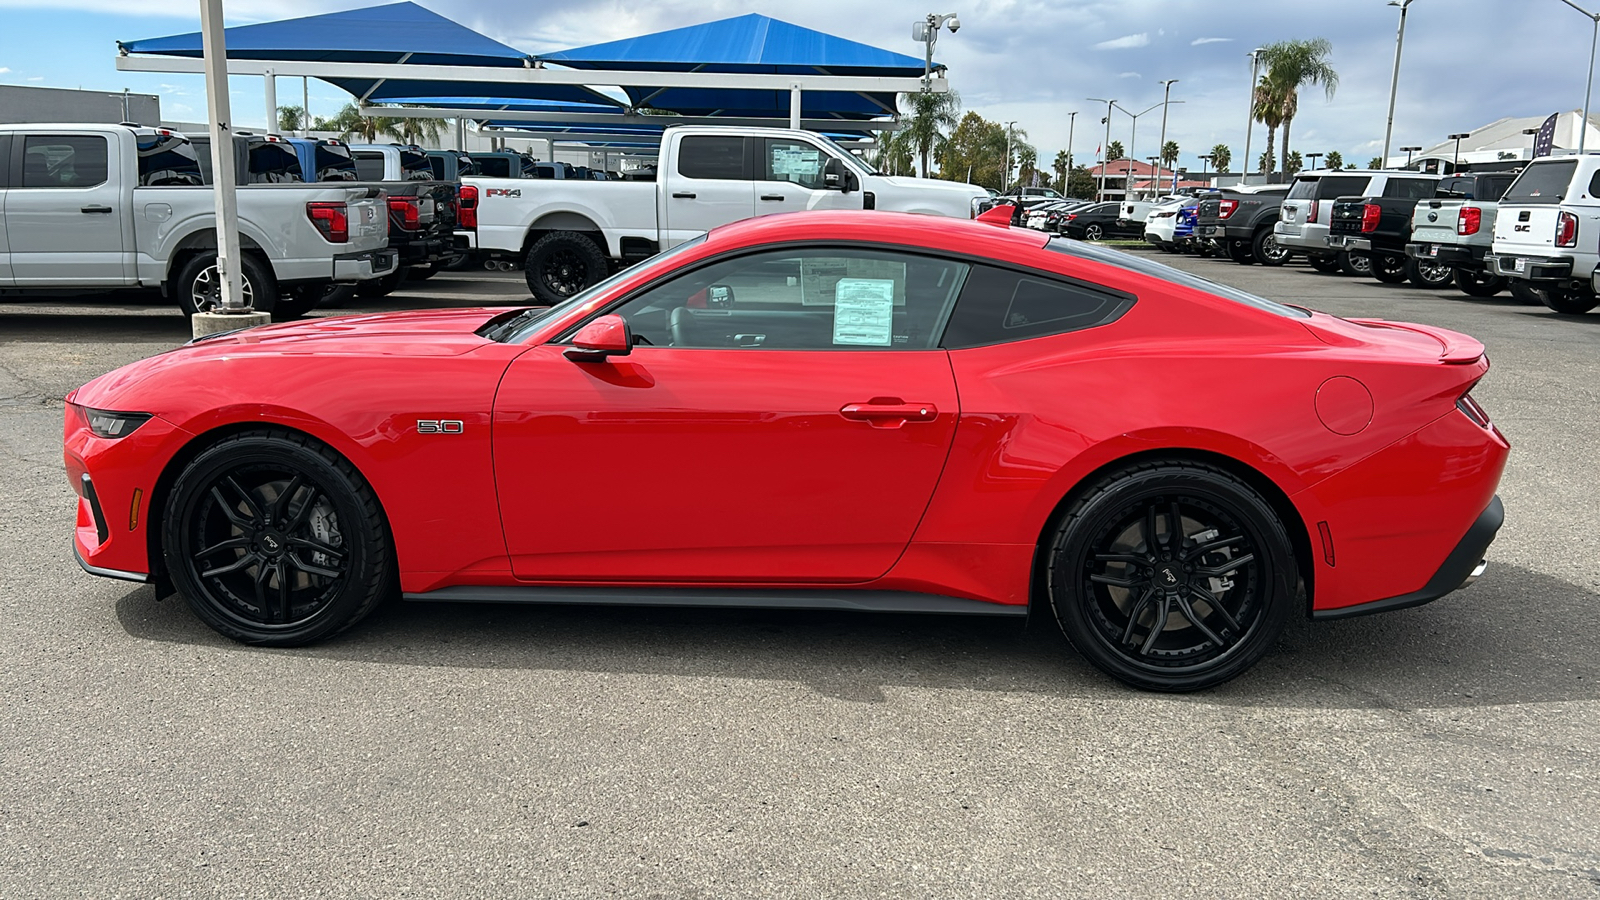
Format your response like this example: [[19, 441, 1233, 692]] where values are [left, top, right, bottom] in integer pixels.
[[120, 2, 618, 107], [539, 14, 923, 119]]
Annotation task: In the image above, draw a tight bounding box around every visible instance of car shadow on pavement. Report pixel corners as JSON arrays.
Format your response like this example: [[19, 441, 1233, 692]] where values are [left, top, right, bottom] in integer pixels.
[[114, 563, 1595, 709], [0, 310, 193, 343]]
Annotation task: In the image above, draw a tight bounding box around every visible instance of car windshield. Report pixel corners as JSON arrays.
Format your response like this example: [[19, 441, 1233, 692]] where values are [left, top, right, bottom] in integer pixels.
[[814, 134, 875, 176], [482, 234, 711, 343], [1046, 238, 1310, 318]]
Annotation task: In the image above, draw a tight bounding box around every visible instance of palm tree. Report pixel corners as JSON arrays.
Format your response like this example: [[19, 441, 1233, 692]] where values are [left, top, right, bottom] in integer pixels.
[[328, 103, 403, 143], [900, 89, 960, 178], [1106, 140, 1125, 162], [394, 113, 451, 145], [1160, 141, 1179, 168], [1258, 38, 1339, 175], [1286, 150, 1303, 176], [1052, 149, 1070, 192], [277, 105, 306, 133], [1252, 76, 1286, 174], [1324, 150, 1344, 170], [1209, 143, 1232, 173], [874, 130, 915, 176]]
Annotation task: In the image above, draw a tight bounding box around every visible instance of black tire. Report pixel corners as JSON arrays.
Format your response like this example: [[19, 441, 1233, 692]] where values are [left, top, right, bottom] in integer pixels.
[[407, 264, 439, 281], [355, 267, 408, 298], [271, 289, 322, 322], [162, 428, 393, 646], [1251, 228, 1291, 266], [174, 253, 277, 317], [1307, 254, 1341, 274], [1045, 461, 1295, 692], [1083, 223, 1105, 242], [1372, 254, 1409, 284], [1197, 240, 1217, 258], [1534, 285, 1600, 314], [1454, 269, 1505, 298], [525, 231, 609, 304], [1338, 251, 1373, 277], [1509, 281, 1544, 305], [1406, 256, 1454, 288], [1227, 239, 1255, 265]]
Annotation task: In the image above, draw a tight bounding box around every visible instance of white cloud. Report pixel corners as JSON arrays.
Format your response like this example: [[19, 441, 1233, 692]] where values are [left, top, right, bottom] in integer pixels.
[[1191, 37, 1233, 46], [1118, 72, 1142, 79], [0, 67, 11, 74], [1094, 33, 1149, 51], [26, 76, 43, 82]]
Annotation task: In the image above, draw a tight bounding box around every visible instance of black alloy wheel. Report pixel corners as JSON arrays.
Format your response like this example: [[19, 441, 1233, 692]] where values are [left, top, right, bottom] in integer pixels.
[[164, 429, 392, 645], [1372, 254, 1409, 283], [524, 232, 609, 304], [1453, 270, 1505, 298], [1251, 228, 1291, 266], [1307, 254, 1342, 274], [1406, 256, 1454, 288], [1047, 462, 1294, 692]]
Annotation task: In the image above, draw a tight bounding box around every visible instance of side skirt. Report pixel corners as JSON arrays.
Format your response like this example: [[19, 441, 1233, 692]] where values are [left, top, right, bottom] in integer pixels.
[[402, 586, 1028, 617]]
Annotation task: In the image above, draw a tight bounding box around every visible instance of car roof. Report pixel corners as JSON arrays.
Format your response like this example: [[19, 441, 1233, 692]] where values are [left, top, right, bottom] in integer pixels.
[[709, 210, 1050, 258]]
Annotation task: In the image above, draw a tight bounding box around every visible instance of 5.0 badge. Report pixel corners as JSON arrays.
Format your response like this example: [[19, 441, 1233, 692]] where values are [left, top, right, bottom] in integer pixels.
[[417, 419, 464, 434]]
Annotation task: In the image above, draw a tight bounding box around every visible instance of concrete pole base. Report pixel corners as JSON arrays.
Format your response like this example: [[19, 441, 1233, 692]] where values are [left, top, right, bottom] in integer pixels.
[[191, 310, 272, 339]]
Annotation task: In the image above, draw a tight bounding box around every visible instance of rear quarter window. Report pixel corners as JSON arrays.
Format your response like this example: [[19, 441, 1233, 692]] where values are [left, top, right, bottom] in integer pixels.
[[352, 152, 387, 182], [941, 264, 1134, 348], [1506, 161, 1578, 205], [1317, 175, 1371, 200]]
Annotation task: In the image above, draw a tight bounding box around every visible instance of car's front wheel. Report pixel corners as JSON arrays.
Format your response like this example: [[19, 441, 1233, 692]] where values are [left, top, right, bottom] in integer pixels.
[[1406, 257, 1454, 288], [162, 429, 393, 646], [1082, 223, 1104, 242], [1045, 461, 1295, 692]]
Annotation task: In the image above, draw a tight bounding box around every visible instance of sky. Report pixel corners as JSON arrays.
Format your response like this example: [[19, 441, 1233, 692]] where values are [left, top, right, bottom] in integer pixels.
[[0, 0, 1594, 173]]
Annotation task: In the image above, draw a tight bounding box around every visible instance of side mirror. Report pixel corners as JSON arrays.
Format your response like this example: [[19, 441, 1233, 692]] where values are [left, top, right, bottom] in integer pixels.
[[824, 157, 852, 192], [563, 314, 633, 363], [706, 284, 734, 308]]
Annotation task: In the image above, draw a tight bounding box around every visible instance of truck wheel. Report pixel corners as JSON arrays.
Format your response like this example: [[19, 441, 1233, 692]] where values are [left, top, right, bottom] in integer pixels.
[[1307, 255, 1341, 274], [1509, 282, 1544, 305], [1453, 270, 1505, 298], [407, 264, 439, 281], [175, 253, 277, 318], [1372, 255, 1409, 284], [1251, 229, 1291, 266], [276, 283, 351, 321], [1338, 251, 1373, 277], [1535, 285, 1600, 315], [355, 267, 408, 298], [1227, 240, 1255, 264], [525, 232, 608, 304], [1406, 257, 1454, 288]]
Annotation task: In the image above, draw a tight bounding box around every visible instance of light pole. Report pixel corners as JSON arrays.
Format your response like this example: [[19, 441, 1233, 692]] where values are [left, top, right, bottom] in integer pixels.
[[1156, 78, 1179, 190], [1305, 152, 1322, 173], [1003, 120, 1018, 191], [1199, 153, 1213, 186], [1448, 132, 1471, 172], [1400, 145, 1421, 167], [913, 12, 962, 91], [1120, 101, 1168, 201], [1522, 127, 1541, 160], [1558, 0, 1600, 153], [1088, 98, 1116, 201], [1066, 110, 1077, 179], [1243, 48, 1264, 181], [1382, 0, 1421, 168]]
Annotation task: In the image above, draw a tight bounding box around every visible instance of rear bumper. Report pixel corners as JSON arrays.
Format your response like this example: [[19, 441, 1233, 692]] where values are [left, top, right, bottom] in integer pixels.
[[1327, 235, 1373, 252], [1484, 253, 1573, 282], [1407, 242, 1483, 268], [1311, 495, 1503, 620], [333, 247, 399, 282], [1275, 221, 1330, 253], [453, 230, 478, 251]]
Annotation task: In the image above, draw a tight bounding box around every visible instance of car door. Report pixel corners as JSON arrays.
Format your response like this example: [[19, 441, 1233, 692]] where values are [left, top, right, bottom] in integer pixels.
[[752, 136, 866, 214], [659, 134, 756, 249], [6, 131, 127, 284], [0, 133, 13, 285], [493, 244, 967, 583]]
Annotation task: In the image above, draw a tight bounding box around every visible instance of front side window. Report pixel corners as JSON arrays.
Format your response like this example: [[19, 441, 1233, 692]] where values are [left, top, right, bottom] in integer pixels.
[[677, 136, 747, 180], [22, 135, 108, 188], [763, 138, 826, 189], [603, 247, 968, 351]]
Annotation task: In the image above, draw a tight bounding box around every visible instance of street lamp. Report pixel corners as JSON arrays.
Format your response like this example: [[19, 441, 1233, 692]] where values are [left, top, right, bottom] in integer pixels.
[[912, 13, 962, 91], [1118, 100, 1180, 200], [1305, 152, 1323, 172], [1243, 48, 1264, 180], [1557, 0, 1600, 153], [1148, 156, 1161, 197], [1382, 0, 1421, 169], [1448, 132, 1472, 172], [1088, 97, 1116, 201], [1522, 127, 1542, 160], [1400, 145, 1422, 167], [1066, 110, 1077, 179], [1156, 78, 1179, 192], [1003, 120, 1018, 191], [1199, 153, 1214, 185]]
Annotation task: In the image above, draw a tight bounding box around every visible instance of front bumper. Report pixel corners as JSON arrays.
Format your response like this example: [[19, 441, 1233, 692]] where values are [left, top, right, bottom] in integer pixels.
[[332, 247, 400, 282], [1312, 496, 1503, 620], [1484, 253, 1573, 282]]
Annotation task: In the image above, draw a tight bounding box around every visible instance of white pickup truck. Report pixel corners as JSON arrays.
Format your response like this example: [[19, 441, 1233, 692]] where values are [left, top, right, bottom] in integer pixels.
[[1485, 154, 1600, 314], [461, 125, 990, 303], [0, 124, 396, 319]]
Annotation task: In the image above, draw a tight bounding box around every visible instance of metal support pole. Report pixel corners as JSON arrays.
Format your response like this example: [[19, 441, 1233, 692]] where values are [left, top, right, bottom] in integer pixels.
[[263, 66, 276, 133], [1244, 50, 1261, 179], [790, 84, 802, 130], [1382, 1, 1412, 168], [1586, 14, 1598, 153], [1157, 79, 1177, 186], [198, 0, 249, 319], [1066, 111, 1076, 189], [302, 76, 309, 135], [1094, 99, 1114, 201]]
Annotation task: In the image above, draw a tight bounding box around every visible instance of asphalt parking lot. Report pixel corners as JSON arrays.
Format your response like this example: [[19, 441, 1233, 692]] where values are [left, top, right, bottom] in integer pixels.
[[2, 253, 1598, 898]]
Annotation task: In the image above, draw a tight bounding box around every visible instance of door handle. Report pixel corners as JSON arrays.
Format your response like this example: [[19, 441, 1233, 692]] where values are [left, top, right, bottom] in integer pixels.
[[80, 205, 114, 214], [760, 194, 786, 201], [672, 192, 696, 199], [839, 399, 939, 428]]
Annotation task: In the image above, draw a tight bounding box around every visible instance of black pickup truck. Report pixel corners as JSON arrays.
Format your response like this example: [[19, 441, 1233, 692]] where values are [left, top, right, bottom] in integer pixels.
[[348, 143, 463, 294], [1325, 174, 1442, 286], [1194, 185, 1292, 265]]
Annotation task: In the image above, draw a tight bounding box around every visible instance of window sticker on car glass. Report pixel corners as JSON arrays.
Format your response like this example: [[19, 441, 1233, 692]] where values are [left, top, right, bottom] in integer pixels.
[[772, 145, 822, 178], [832, 279, 895, 346], [802, 258, 908, 306]]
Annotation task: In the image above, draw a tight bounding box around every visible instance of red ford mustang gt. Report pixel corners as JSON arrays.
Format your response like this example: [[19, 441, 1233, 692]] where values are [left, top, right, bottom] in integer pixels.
[[64, 211, 1507, 691]]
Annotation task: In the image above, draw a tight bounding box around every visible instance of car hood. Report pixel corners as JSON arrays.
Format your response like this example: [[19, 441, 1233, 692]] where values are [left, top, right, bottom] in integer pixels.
[[873, 175, 990, 200]]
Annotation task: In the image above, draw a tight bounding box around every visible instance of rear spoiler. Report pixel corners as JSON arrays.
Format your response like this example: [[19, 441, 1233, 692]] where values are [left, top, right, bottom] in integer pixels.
[[1347, 318, 1484, 364]]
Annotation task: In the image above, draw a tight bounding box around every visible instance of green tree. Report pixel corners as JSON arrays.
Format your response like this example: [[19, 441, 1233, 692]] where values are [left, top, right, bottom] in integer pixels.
[[1160, 140, 1179, 167], [1367, 156, 1383, 169], [873, 130, 915, 177], [1106, 140, 1125, 162], [1065, 164, 1097, 199], [900, 89, 961, 178], [1286, 150, 1303, 176], [1324, 149, 1343, 170], [327, 103, 403, 143], [394, 114, 450, 145], [1007, 124, 1036, 189], [277, 105, 306, 132], [1252, 75, 1286, 173], [939, 112, 1009, 190], [1052, 149, 1071, 193], [1209, 143, 1232, 172], [1259, 150, 1277, 173], [1257, 38, 1339, 174]]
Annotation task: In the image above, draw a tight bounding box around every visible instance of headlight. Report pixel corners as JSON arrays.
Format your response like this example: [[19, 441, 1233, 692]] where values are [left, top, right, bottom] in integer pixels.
[[71, 404, 153, 439]]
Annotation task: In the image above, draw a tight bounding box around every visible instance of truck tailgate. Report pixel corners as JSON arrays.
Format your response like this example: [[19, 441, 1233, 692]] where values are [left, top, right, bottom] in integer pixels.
[[1412, 200, 1465, 245], [1492, 205, 1562, 253]]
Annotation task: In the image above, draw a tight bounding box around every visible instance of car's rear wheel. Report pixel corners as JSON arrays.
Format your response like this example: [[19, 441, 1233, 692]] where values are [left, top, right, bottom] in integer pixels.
[[1338, 251, 1373, 277], [1372, 254, 1409, 283], [162, 429, 393, 646], [355, 267, 408, 298], [175, 253, 277, 318], [1251, 228, 1291, 266], [1227, 239, 1255, 264], [1454, 270, 1505, 297], [1534, 284, 1600, 314], [1307, 254, 1341, 274], [1406, 257, 1454, 288], [1509, 281, 1544, 305], [1045, 461, 1294, 692], [525, 231, 610, 304]]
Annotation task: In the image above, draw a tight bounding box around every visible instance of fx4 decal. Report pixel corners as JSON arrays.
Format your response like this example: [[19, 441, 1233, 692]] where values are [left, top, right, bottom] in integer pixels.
[[486, 188, 522, 198]]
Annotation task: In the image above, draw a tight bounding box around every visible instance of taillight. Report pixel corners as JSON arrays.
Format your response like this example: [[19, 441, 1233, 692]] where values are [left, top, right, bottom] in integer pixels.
[[1361, 203, 1382, 233], [1457, 392, 1491, 428], [306, 201, 348, 243], [1307, 200, 1319, 224], [457, 184, 479, 229], [1457, 207, 1481, 236], [1557, 210, 1578, 248], [388, 196, 421, 231], [1065, 213, 1077, 221], [1218, 198, 1239, 219]]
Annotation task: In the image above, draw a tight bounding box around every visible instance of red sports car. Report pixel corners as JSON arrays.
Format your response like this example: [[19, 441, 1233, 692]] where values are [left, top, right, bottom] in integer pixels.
[[64, 211, 1507, 691]]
